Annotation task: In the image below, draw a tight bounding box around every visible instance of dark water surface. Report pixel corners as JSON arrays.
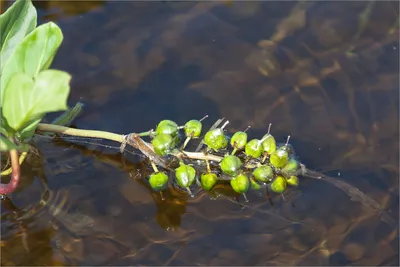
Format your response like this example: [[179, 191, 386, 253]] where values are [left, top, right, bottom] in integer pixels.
[[1, 1, 399, 265]]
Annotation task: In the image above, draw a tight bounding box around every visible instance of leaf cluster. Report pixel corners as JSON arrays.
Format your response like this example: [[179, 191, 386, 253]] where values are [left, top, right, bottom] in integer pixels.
[[0, 0, 71, 151]]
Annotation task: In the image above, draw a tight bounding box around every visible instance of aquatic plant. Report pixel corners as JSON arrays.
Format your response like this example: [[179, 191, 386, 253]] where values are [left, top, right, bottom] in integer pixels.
[[1, 0, 71, 194], [33, 117, 397, 229], [0, 0, 395, 230]]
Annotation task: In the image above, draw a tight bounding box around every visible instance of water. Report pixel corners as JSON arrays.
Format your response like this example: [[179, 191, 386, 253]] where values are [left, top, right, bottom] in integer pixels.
[[1, 1, 399, 265]]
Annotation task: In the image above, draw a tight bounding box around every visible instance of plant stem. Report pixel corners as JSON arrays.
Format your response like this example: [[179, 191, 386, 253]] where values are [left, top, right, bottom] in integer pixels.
[[1, 151, 28, 176], [151, 161, 159, 173], [175, 150, 222, 162], [137, 130, 154, 137], [37, 123, 125, 143], [0, 150, 21, 195], [231, 148, 237, 155], [36, 123, 224, 166]]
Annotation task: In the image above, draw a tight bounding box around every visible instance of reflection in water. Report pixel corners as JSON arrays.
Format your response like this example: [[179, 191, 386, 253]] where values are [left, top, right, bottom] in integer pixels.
[[1, 0, 399, 265]]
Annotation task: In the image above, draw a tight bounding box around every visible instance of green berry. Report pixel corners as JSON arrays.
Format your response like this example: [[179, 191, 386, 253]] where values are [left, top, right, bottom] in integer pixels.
[[261, 134, 276, 154], [220, 155, 242, 176], [252, 165, 273, 183], [200, 173, 218, 191], [282, 159, 299, 177], [175, 163, 196, 188], [286, 176, 299, 187], [149, 172, 169, 191], [204, 128, 228, 151], [269, 148, 289, 168], [230, 173, 250, 194], [152, 133, 174, 156], [156, 120, 179, 137], [230, 131, 248, 150], [245, 139, 263, 158], [184, 120, 202, 138], [271, 176, 287, 193], [250, 177, 261, 190]]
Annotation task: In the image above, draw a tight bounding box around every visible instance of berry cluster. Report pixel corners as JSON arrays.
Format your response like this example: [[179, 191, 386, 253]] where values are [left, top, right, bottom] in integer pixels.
[[144, 118, 301, 199]]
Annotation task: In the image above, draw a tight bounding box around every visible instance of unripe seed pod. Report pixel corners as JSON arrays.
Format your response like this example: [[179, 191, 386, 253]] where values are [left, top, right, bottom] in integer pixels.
[[220, 155, 242, 176], [175, 163, 196, 188], [253, 165, 273, 183], [250, 177, 262, 190], [282, 159, 299, 177], [152, 133, 174, 156], [271, 176, 287, 193], [286, 175, 299, 187], [269, 148, 289, 168], [261, 134, 276, 154], [204, 128, 228, 151], [156, 120, 179, 137], [200, 173, 218, 191], [184, 120, 202, 138], [245, 139, 263, 158], [149, 172, 169, 191], [230, 131, 248, 150], [230, 173, 250, 194]]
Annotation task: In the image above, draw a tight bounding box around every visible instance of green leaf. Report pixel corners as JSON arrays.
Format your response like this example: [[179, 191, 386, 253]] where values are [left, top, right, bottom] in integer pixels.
[[2, 70, 71, 134], [0, 116, 15, 137], [16, 116, 42, 142], [1, 22, 63, 103], [0, 135, 29, 152], [0, 135, 18, 151], [0, 0, 37, 74]]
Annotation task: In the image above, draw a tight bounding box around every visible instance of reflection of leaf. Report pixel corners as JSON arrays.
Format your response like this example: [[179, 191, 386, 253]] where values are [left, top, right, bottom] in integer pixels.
[[2, 70, 71, 135], [0, 22, 63, 103], [0, 0, 37, 75]]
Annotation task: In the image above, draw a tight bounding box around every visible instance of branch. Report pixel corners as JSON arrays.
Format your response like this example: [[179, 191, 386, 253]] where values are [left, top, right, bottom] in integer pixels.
[[36, 123, 224, 168]]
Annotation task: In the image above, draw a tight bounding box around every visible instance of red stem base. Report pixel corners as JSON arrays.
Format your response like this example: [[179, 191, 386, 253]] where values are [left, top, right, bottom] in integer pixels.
[[0, 150, 21, 195]]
